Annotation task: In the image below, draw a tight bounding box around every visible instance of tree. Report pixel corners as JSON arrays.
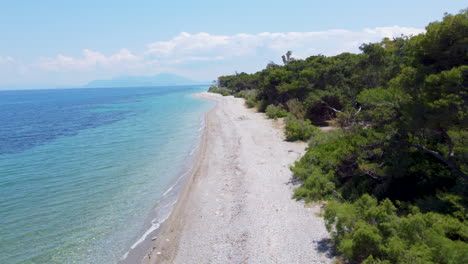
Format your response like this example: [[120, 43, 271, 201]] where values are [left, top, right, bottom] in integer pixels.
[[282, 50, 294, 64]]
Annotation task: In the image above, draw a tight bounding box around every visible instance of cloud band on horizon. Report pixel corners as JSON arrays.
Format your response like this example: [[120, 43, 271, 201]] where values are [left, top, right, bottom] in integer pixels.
[[0, 26, 425, 86]]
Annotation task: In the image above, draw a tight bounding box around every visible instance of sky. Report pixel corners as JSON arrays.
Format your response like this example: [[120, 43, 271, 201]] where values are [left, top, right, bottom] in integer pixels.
[[0, 0, 466, 88]]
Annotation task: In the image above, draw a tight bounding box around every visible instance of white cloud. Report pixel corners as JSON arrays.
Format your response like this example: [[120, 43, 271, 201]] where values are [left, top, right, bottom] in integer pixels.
[[2, 26, 425, 85], [364, 26, 424, 38], [144, 26, 424, 63], [0, 56, 14, 64], [37, 49, 141, 71]]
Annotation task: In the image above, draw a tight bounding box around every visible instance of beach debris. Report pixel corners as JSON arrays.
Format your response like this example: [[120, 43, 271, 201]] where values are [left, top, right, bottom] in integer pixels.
[[156, 252, 162, 255], [151, 236, 158, 241]]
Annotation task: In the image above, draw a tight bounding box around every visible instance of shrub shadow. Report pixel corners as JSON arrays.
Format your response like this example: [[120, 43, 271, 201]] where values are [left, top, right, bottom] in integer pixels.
[[315, 238, 337, 259]]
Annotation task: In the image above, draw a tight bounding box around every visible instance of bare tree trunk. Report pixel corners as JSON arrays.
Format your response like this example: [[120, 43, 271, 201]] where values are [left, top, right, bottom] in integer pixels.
[[412, 143, 467, 181]]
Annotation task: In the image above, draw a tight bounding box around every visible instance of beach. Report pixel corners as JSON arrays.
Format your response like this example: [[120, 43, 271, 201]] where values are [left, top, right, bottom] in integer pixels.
[[142, 92, 332, 263]]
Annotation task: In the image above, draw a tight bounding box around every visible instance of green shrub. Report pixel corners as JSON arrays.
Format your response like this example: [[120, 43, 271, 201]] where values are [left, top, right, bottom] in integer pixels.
[[324, 195, 468, 264], [265, 104, 288, 119], [255, 99, 269, 112], [286, 99, 306, 120], [237, 89, 259, 108], [293, 167, 336, 201], [245, 96, 257, 108], [234, 89, 257, 98], [207, 86, 231, 96], [284, 115, 319, 141]]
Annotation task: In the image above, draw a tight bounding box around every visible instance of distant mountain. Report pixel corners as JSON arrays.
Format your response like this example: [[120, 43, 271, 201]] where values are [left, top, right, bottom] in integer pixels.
[[85, 73, 209, 88]]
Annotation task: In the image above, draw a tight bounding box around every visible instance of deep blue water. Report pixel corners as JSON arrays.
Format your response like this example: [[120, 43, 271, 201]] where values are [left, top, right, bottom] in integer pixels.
[[0, 86, 212, 263]]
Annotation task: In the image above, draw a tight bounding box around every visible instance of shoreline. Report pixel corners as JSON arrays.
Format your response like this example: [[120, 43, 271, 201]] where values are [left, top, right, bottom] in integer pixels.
[[139, 93, 217, 263], [119, 97, 214, 264], [143, 92, 333, 263]]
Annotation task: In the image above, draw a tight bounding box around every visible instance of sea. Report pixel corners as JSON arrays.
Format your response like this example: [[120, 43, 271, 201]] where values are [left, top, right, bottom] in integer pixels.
[[0, 85, 213, 264]]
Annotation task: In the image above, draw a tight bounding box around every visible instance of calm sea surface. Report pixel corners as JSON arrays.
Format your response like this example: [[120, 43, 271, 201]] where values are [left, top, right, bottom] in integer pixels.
[[0, 86, 212, 263]]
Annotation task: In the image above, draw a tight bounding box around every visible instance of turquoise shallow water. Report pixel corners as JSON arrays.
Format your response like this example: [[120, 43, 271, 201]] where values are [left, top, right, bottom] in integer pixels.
[[0, 86, 212, 264]]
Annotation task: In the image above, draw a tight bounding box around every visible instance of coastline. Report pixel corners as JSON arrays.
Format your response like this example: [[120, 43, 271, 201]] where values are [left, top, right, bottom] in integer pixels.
[[137, 93, 217, 263], [142, 92, 333, 263], [119, 95, 212, 264]]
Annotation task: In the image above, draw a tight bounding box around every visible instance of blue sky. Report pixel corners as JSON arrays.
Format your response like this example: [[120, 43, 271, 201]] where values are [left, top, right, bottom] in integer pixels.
[[0, 0, 466, 87]]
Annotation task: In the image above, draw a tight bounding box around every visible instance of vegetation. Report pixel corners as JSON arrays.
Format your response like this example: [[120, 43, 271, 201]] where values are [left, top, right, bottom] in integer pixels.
[[207, 85, 231, 96], [325, 195, 468, 264], [284, 115, 318, 141], [212, 9, 468, 263], [265, 104, 288, 119]]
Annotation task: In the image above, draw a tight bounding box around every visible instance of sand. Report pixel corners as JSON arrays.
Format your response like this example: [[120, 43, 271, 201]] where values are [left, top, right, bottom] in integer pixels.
[[143, 92, 333, 264]]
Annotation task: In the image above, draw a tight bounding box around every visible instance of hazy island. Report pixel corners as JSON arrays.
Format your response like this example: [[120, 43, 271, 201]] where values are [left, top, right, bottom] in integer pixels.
[[144, 10, 467, 264]]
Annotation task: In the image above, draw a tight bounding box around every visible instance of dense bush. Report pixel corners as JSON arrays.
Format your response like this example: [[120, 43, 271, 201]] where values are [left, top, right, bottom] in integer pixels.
[[255, 99, 269, 112], [286, 98, 306, 120], [234, 89, 257, 98], [234, 89, 259, 108], [284, 115, 318, 141], [245, 96, 257, 108], [324, 195, 468, 264], [292, 129, 343, 200], [265, 104, 288, 119], [207, 86, 231, 96]]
